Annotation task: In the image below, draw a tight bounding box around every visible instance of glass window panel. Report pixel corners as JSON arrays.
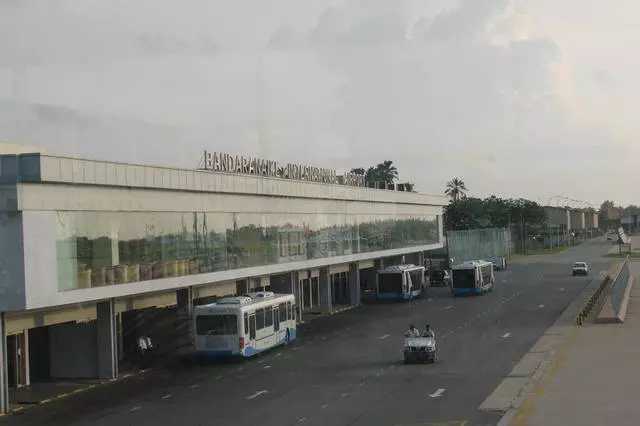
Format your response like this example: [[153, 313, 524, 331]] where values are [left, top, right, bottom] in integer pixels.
[[55, 209, 439, 291]]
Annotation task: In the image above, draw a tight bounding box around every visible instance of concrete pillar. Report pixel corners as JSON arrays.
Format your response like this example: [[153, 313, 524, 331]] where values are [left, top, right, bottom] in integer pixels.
[[0, 313, 7, 413], [319, 267, 332, 315], [348, 262, 361, 306], [177, 287, 193, 316], [96, 300, 118, 380], [235, 279, 249, 296], [373, 259, 385, 298], [418, 251, 425, 268]]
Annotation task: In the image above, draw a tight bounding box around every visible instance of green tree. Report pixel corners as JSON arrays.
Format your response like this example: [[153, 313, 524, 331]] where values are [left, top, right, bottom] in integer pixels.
[[445, 177, 468, 202]]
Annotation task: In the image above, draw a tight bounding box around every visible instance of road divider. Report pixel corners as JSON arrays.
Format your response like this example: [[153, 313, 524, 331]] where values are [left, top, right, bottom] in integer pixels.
[[595, 256, 635, 323]]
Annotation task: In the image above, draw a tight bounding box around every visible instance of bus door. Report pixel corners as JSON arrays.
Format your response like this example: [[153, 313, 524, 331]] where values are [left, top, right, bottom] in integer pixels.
[[249, 313, 257, 346], [274, 307, 280, 333]]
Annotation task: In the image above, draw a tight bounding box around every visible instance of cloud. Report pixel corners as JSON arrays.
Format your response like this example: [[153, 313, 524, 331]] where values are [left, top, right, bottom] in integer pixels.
[[274, 0, 619, 197]]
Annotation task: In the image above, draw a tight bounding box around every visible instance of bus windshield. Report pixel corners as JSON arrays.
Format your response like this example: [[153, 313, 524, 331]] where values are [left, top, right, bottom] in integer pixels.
[[452, 269, 476, 288], [378, 273, 403, 293], [196, 314, 238, 336]]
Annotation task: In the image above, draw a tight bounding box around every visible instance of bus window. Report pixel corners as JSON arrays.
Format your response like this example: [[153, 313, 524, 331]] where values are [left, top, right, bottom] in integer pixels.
[[279, 303, 287, 322], [378, 274, 403, 293], [255, 308, 265, 330], [409, 270, 423, 287], [243, 313, 249, 335], [287, 302, 292, 320], [452, 270, 476, 288], [265, 307, 274, 328], [196, 315, 238, 336]]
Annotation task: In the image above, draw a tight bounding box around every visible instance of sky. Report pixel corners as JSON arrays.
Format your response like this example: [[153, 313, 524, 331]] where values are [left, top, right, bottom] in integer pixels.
[[0, 0, 637, 207]]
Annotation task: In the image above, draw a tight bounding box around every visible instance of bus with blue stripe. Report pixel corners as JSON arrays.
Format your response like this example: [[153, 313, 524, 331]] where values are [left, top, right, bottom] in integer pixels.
[[450, 260, 495, 296], [376, 264, 426, 300], [192, 292, 297, 358]]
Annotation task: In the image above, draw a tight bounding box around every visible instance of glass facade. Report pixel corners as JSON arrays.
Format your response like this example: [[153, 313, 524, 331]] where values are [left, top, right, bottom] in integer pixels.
[[55, 211, 439, 291]]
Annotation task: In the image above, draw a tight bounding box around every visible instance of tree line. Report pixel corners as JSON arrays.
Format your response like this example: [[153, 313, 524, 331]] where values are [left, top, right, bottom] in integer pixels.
[[443, 177, 547, 232]]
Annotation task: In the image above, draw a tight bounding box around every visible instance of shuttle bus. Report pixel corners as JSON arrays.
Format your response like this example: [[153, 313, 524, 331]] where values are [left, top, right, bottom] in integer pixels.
[[376, 264, 426, 300], [192, 292, 297, 358], [450, 260, 495, 296]]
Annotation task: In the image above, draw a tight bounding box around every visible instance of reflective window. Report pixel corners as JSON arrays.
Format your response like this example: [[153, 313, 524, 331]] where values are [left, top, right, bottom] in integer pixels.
[[56, 210, 439, 291]]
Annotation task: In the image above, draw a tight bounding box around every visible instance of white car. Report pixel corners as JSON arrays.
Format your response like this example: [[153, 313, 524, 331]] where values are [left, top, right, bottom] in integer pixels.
[[572, 262, 589, 276]]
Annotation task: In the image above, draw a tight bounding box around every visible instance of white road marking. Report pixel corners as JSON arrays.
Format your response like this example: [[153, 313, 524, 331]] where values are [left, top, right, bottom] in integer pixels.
[[246, 390, 268, 400], [258, 360, 264, 364], [359, 382, 366, 386], [429, 388, 446, 398], [502, 280, 506, 283], [559, 287, 565, 291], [378, 334, 391, 340], [190, 384, 199, 389], [298, 417, 307, 423], [321, 404, 329, 409], [375, 371, 383, 377], [444, 305, 454, 310], [131, 406, 142, 412], [264, 365, 271, 369], [341, 393, 348, 397], [502, 333, 511, 338], [162, 394, 172, 399], [389, 365, 396, 369], [538, 304, 545, 308], [215, 375, 223, 380], [276, 352, 282, 357]]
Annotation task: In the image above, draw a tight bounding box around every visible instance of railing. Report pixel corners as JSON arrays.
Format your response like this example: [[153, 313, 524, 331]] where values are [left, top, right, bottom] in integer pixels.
[[576, 275, 611, 325]]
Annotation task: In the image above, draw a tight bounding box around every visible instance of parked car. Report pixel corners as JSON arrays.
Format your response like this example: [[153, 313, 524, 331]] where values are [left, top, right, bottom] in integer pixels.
[[572, 262, 589, 276], [430, 269, 451, 287]]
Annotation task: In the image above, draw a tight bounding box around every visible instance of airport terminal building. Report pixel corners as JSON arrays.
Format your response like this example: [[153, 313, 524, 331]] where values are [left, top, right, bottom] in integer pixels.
[[0, 151, 447, 411]]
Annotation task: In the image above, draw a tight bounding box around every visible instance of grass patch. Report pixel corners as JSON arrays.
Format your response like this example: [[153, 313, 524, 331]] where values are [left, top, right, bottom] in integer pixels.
[[509, 246, 568, 258], [604, 252, 640, 258]]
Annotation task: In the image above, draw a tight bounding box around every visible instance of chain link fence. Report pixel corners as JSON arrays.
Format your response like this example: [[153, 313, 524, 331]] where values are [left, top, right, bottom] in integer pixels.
[[446, 228, 512, 264]]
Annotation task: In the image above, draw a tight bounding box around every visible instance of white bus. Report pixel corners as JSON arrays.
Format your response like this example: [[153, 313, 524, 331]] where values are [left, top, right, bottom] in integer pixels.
[[450, 260, 495, 296], [192, 292, 297, 358], [376, 264, 426, 300]]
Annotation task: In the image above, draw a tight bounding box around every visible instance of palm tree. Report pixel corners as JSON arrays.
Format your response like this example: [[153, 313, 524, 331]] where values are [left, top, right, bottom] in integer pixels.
[[376, 160, 399, 184], [445, 178, 468, 202]]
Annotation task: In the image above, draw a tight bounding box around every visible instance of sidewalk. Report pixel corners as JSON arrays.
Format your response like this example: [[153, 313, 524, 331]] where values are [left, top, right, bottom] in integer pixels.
[[511, 261, 640, 426]]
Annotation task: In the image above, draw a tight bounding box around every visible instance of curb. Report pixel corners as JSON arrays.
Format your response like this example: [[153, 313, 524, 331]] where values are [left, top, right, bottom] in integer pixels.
[[0, 371, 142, 418]]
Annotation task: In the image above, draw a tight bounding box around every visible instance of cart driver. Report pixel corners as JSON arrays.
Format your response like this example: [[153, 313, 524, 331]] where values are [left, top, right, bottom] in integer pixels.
[[423, 325, 435, 340], [405, 324, 421, 338]]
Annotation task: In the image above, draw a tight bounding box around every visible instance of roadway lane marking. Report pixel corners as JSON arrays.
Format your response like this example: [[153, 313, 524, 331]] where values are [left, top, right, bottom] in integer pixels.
[[359, 381, 366, 386], [321, 404, 329, 409], [444, 305, 454, 310], [378, 334, 391, 340], [502, 333, 511, 338], [131, 406, 142, 412], [559, 287, 565, 291], [246, 390, 268, 400], [341, 393, 348, 397], [298, 417, 307, 423], [190, 384, 199, 389], [538, 304, 545, 308], [429, 388, 446, 398], [161, 394, 172, 399], [264, 365, 272, 369]]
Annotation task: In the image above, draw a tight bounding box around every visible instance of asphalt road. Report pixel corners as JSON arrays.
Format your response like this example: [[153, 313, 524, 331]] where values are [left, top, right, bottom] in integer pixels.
[[5, 239, 614, 426]]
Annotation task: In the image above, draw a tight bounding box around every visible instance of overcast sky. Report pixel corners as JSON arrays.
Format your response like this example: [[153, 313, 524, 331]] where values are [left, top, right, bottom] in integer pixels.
[[0, 0, 637, 206]]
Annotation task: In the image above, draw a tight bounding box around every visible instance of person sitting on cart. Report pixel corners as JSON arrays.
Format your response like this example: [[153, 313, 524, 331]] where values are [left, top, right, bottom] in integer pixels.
[[423, 325, 435, 340], [405, 324, 421, 338]]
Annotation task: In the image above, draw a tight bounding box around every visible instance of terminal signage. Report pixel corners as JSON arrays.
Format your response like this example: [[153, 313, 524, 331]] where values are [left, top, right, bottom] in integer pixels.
[[200, 151, 365, 187]]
